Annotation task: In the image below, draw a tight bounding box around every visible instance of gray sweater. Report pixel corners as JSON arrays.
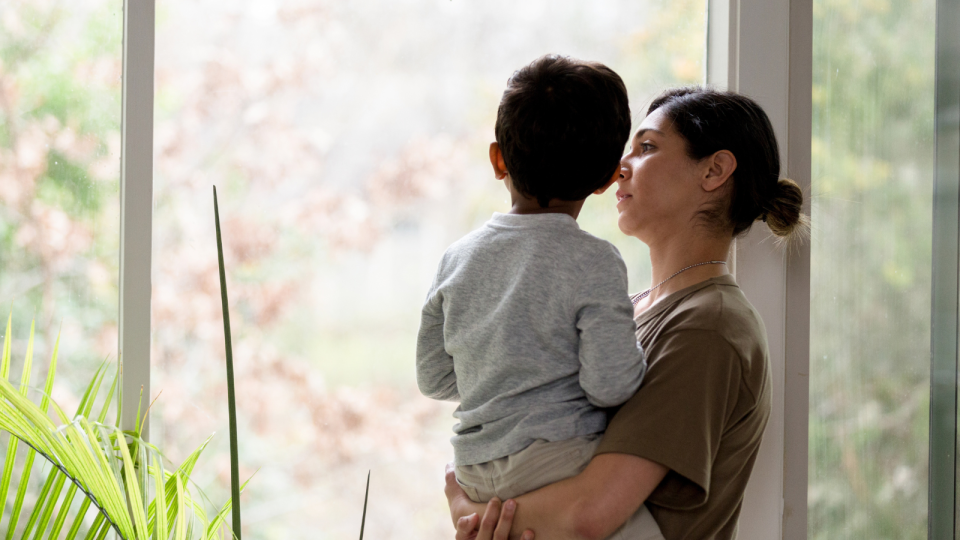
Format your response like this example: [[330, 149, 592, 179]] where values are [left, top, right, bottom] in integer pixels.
[[416, 212, 646, 466]]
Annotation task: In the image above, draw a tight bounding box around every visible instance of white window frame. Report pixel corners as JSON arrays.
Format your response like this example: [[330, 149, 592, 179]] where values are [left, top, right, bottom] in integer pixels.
[[116, 0, 816, 534], [707, 1, 812, 538], [119, 0, 155, 435]]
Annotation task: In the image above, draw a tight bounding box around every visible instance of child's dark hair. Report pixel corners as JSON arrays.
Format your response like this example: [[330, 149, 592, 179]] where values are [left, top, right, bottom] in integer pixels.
[[648, 86, 808, 239], [495, 55, 631, 208]]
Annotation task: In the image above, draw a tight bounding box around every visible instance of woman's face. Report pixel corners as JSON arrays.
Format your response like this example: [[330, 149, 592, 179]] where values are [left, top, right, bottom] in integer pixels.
[[615, 107, 706, 242]]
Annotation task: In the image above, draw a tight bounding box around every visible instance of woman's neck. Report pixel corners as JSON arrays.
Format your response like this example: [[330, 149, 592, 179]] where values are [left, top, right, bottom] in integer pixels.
[[635, 233, 733, 313]]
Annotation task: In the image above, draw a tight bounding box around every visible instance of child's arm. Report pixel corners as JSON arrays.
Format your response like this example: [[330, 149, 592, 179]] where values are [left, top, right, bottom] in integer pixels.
[[575, 245, 646, 408], [416, 276, 459, 401]]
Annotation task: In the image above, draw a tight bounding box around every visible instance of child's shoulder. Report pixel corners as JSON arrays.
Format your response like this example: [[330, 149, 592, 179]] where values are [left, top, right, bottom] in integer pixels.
[[439, 216, 624, 271], [570, 230, 626, 266]]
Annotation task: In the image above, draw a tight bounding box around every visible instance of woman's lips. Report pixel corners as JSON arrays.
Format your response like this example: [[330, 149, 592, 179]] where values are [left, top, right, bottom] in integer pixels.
[[616, 190, 632, 205]]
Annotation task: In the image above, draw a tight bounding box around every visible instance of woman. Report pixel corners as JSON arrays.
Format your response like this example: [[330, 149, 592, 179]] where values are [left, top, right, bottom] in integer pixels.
[[444, 87, 807, 540]]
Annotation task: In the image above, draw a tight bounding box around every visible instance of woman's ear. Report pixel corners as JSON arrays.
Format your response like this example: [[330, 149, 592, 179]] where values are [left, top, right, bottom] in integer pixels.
[[489, 142, 508, 180], [594, 168, 621, 195], [702, 150, 737, 192]]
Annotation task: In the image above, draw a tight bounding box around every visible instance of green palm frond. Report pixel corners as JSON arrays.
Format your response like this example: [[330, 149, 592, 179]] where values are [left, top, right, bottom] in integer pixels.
[[0, 317, 241, 540]]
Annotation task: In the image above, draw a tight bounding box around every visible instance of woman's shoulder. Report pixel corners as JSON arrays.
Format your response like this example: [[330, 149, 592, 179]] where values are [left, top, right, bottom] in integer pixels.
[[638, 276, 769, 381], [643, 276, 763, 336]]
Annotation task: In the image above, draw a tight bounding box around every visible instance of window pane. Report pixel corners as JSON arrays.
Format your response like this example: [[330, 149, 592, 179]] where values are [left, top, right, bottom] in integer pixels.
[[0, 0, 122, 412], [0, 1, 122, 534], [809, 0, 935, 537], [152, 1, 705, 537]]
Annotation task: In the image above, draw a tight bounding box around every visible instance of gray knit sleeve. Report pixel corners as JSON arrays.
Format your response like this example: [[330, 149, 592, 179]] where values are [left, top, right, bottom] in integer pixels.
[[574, 244, 646, 407], [415, 260, 459, 401]]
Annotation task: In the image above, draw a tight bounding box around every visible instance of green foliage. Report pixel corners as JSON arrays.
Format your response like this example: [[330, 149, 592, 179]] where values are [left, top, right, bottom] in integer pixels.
[[0, 316, 241, 540], [809, 0, 935, 537], [213, 186, 243, 539], [359, 471, 370, 540]]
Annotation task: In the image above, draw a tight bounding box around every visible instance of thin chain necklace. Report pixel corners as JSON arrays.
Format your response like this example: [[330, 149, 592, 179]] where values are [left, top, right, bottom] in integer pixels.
[[632, 261, 727, 306]]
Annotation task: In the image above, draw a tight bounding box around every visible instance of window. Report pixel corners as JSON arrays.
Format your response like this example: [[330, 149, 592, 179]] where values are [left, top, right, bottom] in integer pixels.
[[0, 0, 123, 420], [150, 0, 707, 536], [5, 0, 960, 538]]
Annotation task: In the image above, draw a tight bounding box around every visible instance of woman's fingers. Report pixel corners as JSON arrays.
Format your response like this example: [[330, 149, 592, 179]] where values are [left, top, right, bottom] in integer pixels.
[[455, 513, 480, 540], [492, 499, 516, 540], [456, 497, 533, 540], [477, 498, 502, 538]]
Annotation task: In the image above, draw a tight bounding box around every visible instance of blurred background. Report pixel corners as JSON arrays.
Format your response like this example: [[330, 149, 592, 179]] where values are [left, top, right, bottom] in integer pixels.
[[0, 0, 936, 538]]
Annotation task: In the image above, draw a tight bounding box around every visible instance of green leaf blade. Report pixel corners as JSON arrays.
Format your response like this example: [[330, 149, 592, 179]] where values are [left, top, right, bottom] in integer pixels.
[[214, 186, 242, 539]]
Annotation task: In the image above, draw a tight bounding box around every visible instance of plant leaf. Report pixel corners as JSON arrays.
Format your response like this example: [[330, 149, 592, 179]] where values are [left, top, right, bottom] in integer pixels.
[[205, 475, 254, 540], [82, 513, 106, 540], [76, 360, 107, 419], [47, 481, 79, 539], [0, 318, 34, 524], [65, 497, 92, 540], [0, 428, 21, 533], [98, 364, 120, 424], [175, 473, 187, 540], [1, 310, 11, 380], [359, 470, 370, 540], [19, 467, 58, 539], [4, 448, 36, 540], [214, 185, 242, 539], [30, 469, 67, 540], [18, 319, 35, 395], [117, 427, 150, 539], [150, 456, 167, 539]]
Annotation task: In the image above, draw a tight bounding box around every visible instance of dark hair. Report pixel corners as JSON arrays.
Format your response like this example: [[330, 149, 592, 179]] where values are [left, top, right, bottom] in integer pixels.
[[495, 55, 631, 208], [648, 87, 807, 238]]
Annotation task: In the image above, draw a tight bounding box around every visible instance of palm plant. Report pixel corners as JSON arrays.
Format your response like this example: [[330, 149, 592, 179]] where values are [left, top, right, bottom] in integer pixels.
[[0, 313, 242, 539], [0, 187, 370, 539]]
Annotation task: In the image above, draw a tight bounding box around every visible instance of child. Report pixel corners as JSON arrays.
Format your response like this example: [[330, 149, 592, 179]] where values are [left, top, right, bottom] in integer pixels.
[[417, 55, 661, 539]]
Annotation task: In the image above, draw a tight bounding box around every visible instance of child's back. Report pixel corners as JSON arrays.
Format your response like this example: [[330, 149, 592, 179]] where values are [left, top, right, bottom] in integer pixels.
[[417, 211, 643, 467]]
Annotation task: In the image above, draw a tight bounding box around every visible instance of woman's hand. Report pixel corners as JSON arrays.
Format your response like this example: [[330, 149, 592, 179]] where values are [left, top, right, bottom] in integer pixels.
[[454, 498, 534, 540], [445, 463, 534, 540], [445, 463, 485, 527]]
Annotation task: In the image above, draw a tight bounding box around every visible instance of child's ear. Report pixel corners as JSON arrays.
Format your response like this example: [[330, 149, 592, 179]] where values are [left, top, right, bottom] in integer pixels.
[[489, 142, 508, 180], [593, 168, 621, 195], [703, 150, 737, 192]]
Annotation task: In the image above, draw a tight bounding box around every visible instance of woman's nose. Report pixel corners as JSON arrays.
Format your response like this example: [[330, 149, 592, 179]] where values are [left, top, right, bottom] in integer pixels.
[[618, 162, 630, 182]]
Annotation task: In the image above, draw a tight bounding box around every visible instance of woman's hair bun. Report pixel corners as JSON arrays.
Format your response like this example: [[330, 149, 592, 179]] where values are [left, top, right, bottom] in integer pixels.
[[761, 178, 809, 239]]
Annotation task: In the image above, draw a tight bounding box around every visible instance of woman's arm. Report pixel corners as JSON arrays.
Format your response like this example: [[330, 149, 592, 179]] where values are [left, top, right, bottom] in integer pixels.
[[447, 454, 668, 540]]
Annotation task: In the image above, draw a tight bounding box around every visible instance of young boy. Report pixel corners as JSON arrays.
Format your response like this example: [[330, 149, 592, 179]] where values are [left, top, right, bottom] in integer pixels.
[[417, 55, 658, 537]]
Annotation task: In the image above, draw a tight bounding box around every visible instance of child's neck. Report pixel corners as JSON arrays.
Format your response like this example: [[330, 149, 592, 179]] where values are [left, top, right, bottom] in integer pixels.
[[508, 192, 585, 220]]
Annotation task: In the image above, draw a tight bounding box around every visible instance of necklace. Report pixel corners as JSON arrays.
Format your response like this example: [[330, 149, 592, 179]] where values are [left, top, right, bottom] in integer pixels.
[[632, 261, 727, 306]]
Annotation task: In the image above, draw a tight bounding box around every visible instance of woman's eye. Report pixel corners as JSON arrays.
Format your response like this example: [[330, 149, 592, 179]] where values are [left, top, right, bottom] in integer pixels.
[[640, 143, 654, 153]]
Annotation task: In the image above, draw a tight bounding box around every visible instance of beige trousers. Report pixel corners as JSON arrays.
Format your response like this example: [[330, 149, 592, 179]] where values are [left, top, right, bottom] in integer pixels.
[[455, 436, 664, 540]]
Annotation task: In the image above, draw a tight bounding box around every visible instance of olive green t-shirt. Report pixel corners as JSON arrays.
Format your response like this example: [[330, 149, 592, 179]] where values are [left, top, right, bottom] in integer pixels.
[[596, 275, 771, 540]]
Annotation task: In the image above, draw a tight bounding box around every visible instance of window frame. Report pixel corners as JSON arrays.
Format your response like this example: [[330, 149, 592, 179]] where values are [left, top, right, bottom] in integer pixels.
[[929, 0, 960, 535], [706, 1, 812, 537], [118, 0, 155, 435]]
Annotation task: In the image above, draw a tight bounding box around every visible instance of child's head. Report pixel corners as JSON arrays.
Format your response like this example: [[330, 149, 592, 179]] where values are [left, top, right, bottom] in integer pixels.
[[494, 55, 631, 208]]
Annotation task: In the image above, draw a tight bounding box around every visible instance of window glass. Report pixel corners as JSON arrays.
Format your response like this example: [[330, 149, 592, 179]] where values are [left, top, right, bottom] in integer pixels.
[[809, 0, 935, 537], [152, 1, 706, 537], [0, 1, 122, 534], [0, 0, 122, 414]]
